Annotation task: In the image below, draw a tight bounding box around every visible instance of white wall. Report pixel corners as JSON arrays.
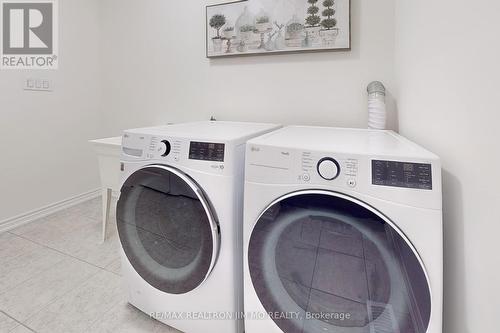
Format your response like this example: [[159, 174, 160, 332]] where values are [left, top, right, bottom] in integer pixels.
[[101, 0, 397, 135], [0, 0, 397, 227], [0, 0, 104, 222], [395, 1, 500, 332]]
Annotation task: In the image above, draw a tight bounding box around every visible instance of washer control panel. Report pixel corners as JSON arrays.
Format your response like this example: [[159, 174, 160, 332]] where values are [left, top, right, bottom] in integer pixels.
[[317, 158, 340, 180], [189, 142, 225, 162], [146, 136, 182, 162], [159, 140, 171, 157], [122, 132, 228, 175]]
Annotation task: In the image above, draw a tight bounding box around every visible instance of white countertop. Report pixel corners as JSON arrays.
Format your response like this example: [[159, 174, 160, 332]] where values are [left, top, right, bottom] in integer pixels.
[[89, 136, 122, 147]]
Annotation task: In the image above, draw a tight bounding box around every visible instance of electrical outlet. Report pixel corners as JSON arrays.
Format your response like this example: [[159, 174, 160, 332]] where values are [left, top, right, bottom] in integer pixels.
[[24, 78, 53, 92]]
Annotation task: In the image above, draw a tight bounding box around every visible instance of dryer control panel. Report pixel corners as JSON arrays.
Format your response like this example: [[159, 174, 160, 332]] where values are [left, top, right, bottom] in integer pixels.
[[245, 143, 442, 209], [121, 133, 229, 175], [372, 160, 433, 190], [247, 145, 362, 190]]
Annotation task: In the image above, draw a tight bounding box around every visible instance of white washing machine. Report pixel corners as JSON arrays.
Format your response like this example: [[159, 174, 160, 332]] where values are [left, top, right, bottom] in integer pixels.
[[116, 121, 281, 333], [243, 126, 443, 333]]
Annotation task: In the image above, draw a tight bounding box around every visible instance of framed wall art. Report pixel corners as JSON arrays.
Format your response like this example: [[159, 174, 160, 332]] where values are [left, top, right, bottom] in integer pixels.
[[206, 0, 351, 58]]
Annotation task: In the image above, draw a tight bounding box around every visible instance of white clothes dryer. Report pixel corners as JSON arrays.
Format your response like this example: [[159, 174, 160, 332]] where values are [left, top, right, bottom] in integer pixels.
[[243, 126, 443, 333]]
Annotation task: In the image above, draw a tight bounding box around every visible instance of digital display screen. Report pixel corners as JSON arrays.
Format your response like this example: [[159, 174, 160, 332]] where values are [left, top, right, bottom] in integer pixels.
[[372, 160, 433, 190], [189, 142, 225, 162]]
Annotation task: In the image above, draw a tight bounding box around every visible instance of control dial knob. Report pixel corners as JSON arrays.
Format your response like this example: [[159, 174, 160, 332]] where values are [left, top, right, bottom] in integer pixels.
[[160, 140, 171, 157], [317, 158, 340, 180]]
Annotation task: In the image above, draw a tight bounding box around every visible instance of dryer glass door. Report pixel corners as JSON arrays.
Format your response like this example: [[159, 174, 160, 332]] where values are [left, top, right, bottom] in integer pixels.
[[248, 191, 431, 333], [117, 165, 220, 295]]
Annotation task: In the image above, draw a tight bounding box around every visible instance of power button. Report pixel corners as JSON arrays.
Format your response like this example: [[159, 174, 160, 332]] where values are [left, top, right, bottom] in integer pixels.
[[347, 179, 357, 188]]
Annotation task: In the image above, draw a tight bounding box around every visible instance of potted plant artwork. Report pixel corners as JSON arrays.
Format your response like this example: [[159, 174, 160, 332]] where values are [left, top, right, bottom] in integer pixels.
[[273, 22, 286, 50], [255, 15, 271, 32], [320, 0, 339, 45], [286, 16, 305, 48], [254, 11, 272, 49], [209, 14, 226, 52], [222, 26, 236, 53], [305, 0, 322, 47], [223, 26, 235, 39], [240, 24, 256, 41], [206, 0, 350, 57], [235, 6, 256, 52]]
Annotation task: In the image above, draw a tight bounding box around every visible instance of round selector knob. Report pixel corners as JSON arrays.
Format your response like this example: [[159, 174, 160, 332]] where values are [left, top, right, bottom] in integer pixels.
[[317, 158, 341, 180], [160, 140, 171, 157]]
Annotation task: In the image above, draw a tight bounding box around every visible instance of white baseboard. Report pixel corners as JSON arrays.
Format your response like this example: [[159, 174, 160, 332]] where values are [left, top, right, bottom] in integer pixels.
[[0, 189, 101, 234]]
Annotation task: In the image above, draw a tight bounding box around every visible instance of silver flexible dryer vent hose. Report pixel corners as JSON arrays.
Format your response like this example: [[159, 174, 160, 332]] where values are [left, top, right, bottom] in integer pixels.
[[367, 81, 387, 130]]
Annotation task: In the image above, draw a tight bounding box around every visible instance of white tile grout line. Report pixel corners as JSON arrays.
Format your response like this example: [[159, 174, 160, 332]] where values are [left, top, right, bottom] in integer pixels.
[[0, 246, 68, 297], [0, 310, 37, 333], [4, 197, 120, 276], [80, 285, 126, 333], [3, 202, 181, 333], [0, 233, 106, 329], [1, 232, 121, 331], [8, 231, 122, 277], [0, 202, 123, 331], [1, 213, 121, 305], [4, 272, 105, 333], [4, 267, 116, 333]]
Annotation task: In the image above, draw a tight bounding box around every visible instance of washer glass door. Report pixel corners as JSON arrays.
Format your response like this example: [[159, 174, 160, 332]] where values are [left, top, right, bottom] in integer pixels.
[[248, 192, 431, 333], [117, 165, 219, 295]]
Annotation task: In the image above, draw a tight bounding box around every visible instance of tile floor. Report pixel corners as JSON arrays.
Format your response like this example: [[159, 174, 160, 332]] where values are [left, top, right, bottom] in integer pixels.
[[0, 198, 180, 333]]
